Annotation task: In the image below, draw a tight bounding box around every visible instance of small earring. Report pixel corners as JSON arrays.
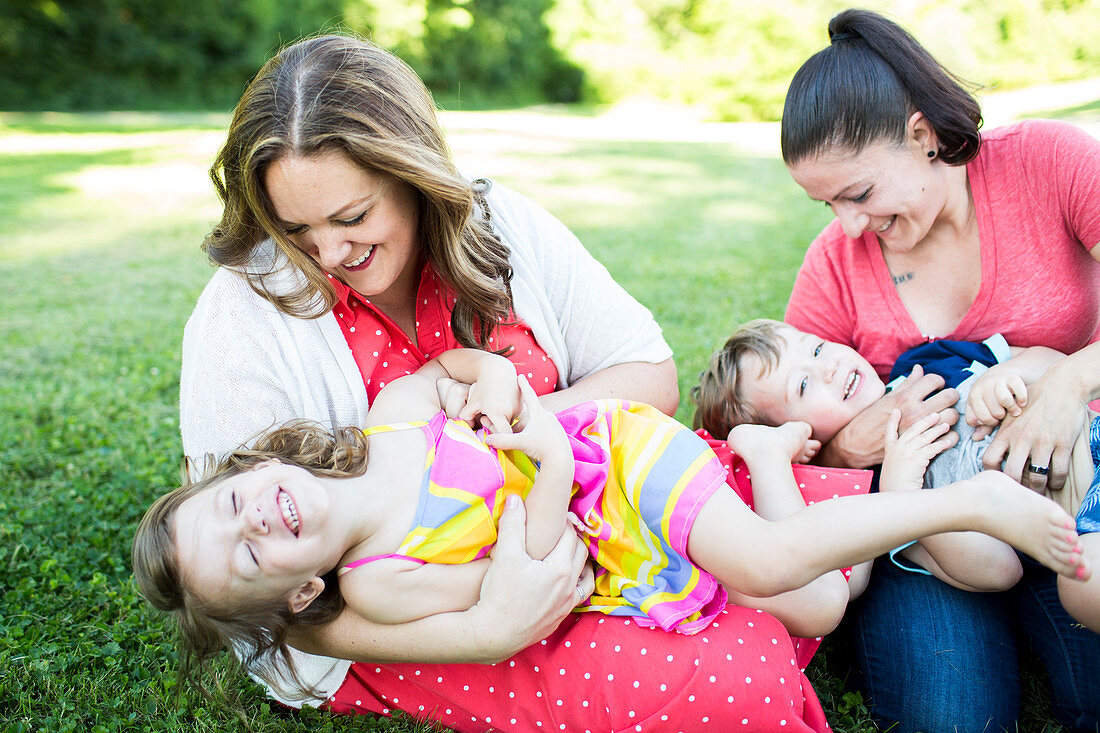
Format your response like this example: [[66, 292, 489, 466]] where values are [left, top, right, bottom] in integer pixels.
[[927, 150, 937, 159]]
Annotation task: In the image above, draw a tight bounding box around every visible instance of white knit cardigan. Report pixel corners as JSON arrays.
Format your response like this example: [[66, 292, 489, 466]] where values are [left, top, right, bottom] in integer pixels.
[[179, 179, 672, 705]]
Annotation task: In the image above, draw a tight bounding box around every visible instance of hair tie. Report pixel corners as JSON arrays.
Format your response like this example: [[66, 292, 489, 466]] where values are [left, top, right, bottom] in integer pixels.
[[830, 31, 859, 44]]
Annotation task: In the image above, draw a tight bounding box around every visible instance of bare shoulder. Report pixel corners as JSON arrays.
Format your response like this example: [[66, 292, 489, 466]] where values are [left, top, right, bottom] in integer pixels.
[[365, 373, 441, 427]]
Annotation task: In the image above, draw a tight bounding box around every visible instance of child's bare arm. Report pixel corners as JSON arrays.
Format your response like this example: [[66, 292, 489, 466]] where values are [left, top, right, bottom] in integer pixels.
[[725, 422, 856, 637], [369, 348, 521, 428], [340, 558, 491, 624], [289, 500, 593, 665], [432, 349, 522, 432], [485, 376, 575, 559]]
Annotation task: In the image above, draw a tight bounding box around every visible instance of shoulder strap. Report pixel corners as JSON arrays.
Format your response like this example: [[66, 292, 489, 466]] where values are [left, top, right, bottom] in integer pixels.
[[338, 553, 426, 577], [361, 421, 428, 437]]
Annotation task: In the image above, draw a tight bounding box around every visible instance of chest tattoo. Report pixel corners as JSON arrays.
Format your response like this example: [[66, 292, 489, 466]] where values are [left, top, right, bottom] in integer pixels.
[[892, 271, 915, 286]]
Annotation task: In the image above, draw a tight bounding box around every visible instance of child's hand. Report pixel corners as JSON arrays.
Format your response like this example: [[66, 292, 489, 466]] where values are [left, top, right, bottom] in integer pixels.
[[880, 410, 953, 492], [484, 376, 571, 465], [965, 364, 1028, 439], [727, 421, 820, 464], [460, 364, 524, 434], [437, 377, 473, 421]]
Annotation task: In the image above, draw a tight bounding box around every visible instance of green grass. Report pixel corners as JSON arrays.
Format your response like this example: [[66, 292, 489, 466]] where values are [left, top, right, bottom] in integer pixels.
[[0, 105, 1092, 731]]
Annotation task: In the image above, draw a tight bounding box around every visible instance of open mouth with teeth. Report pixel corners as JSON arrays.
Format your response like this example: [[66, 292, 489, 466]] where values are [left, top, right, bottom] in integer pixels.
[[343, 245, 376, 270], [877, 216, 896, 235], [843, 371, 861, 400], [278, 488, 300, 536]]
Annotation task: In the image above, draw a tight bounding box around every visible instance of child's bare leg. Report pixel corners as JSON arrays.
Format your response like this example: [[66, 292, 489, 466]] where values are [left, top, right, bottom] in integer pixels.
[[724, 580, 850, 639], [846, 561, 872, 600], [962, 471, 1090, 579], [724, 422, 851, 636], [688, 470, 1088, 602], [1057, 533, 1100, 631]]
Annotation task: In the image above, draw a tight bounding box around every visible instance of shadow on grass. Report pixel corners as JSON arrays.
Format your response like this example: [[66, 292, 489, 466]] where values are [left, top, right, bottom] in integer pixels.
[[0, 149, 144, 218]]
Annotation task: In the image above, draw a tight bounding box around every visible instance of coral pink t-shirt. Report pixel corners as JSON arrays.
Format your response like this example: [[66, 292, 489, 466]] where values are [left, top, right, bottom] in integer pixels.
[[785, 120, 1100, 379]]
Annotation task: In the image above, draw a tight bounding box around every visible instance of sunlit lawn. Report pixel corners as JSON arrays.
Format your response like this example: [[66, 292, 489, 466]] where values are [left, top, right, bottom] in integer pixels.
[[2, 96, 1095, 730]]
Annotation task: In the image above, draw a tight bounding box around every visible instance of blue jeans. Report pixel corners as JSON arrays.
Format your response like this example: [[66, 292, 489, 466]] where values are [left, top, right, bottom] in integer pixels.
[[849, 556, 1100, 733]]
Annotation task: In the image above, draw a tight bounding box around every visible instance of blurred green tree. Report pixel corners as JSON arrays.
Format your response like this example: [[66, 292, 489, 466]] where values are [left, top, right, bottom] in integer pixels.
[[346, 0, 583, 106], [0, 0, 340, 109], [2, 0, 1098, 118]]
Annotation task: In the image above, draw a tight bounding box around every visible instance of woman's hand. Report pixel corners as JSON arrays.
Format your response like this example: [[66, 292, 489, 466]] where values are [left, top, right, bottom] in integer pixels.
[[819, 365, 959, 468], [982, 360, 1091, 492], [471, 494, 594, 658]]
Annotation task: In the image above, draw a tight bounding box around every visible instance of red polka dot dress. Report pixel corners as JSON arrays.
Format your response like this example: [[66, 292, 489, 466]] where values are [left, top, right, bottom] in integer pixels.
[[329, 608, 830, 732], [322, 268, 838, 731]]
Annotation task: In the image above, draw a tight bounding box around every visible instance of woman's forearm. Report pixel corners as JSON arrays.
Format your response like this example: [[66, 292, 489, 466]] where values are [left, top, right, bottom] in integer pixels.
[[1002, 345, 1066, 384], [540, 358, 679, 415], [289, 605, 518, 664], [290, 497, 592, 665], [816, 428, 882, 469], [1043, 341, 1100, 402]]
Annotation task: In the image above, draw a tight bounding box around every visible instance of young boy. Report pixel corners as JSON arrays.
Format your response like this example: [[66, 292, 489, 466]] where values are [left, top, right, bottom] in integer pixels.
[[693, 319, 1098, 628]]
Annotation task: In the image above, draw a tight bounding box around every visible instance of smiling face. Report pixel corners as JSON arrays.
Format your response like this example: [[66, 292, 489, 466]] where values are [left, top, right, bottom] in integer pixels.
[[264, 150, 422, 310], [739, 326, 886, 443], [786, 119, 945, 255], [172, 462, 342, 613]]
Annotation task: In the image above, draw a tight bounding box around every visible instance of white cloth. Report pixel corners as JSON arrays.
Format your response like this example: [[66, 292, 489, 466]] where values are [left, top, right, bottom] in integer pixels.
[[179, 179, 672, 705]]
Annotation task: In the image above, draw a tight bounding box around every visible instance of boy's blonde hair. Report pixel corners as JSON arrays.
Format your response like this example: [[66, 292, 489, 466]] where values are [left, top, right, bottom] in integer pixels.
[[132, 421, 369, 699], [692, 318, 788, 438]]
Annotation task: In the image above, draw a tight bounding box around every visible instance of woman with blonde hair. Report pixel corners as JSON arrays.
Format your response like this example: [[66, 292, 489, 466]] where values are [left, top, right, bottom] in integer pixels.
[[169, 33, 831, 730]]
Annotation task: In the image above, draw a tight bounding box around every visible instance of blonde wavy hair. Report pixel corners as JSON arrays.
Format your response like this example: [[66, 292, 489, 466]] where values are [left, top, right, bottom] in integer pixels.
[[132, 421, 369, 699], [691, 319, 789, 438], [204, 33, 513, 348]]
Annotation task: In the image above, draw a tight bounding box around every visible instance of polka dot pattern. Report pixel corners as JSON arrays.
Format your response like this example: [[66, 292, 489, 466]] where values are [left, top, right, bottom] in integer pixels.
[[329, 265, 558, 403], [324, 608, 831, 731]]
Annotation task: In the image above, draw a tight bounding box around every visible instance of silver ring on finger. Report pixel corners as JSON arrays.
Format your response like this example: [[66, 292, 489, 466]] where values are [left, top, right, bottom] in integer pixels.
[[1027, 463, 1049, 475]]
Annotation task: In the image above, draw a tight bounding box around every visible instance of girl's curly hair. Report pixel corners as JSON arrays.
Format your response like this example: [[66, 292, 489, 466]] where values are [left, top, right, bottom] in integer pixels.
[[132, 420, 368, 700]]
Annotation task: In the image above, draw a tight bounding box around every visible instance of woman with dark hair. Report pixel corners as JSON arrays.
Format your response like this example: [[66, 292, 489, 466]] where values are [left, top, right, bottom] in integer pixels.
[[781, 8, 1100, 732], [175, 32, 833, 731]]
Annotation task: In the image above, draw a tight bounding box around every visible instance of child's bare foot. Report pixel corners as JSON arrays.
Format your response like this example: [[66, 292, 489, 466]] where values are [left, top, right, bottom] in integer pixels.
[[964, 471, 1091, 581], [727, 421, 820, 464]]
